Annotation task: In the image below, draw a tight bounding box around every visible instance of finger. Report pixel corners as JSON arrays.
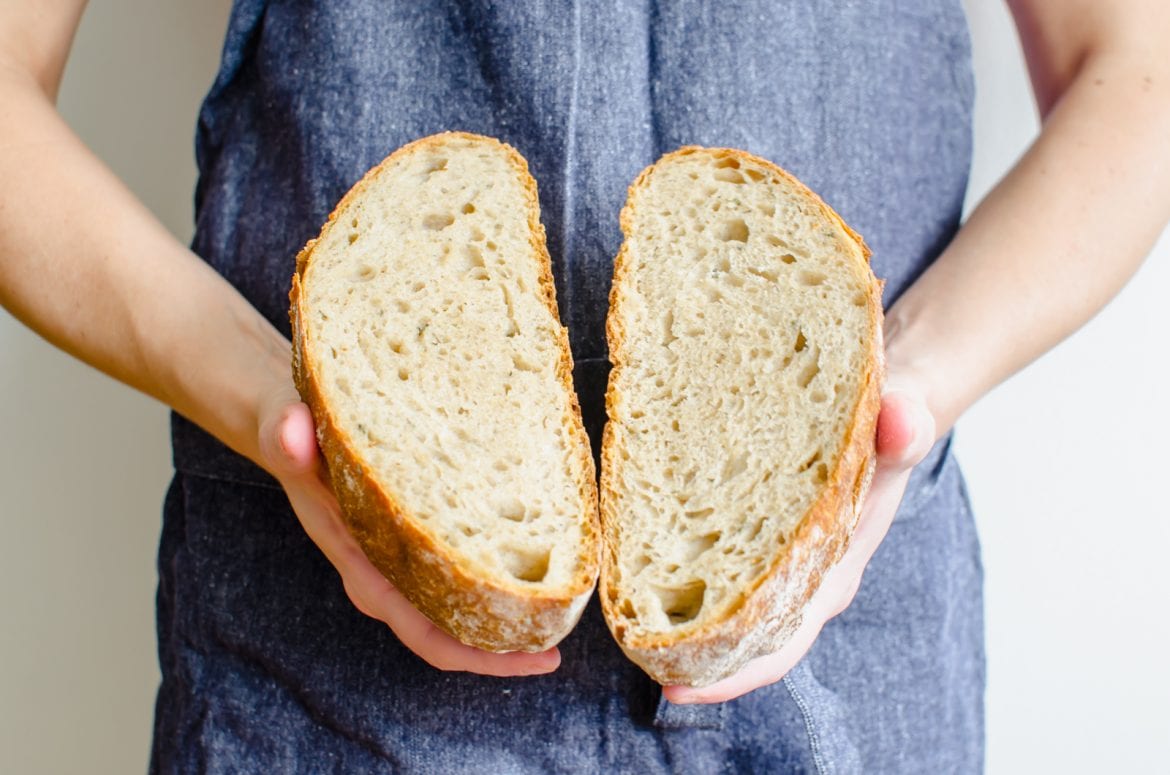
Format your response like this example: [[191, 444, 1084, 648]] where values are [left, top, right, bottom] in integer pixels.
[[875, 390, 934, 469], [266, 401, 561, 677], [663, 614, 826, 704], [348, 574, 561, 677], [277, 401, 321, 472], [259, 400, 320, 477]]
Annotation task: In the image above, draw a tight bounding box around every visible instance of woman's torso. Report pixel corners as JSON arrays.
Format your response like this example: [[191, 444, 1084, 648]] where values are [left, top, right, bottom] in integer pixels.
[[157, 2, 981, 772]]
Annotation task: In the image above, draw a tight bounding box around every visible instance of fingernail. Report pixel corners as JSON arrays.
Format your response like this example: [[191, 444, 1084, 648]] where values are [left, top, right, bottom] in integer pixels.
[[668, 691, 696, 704]]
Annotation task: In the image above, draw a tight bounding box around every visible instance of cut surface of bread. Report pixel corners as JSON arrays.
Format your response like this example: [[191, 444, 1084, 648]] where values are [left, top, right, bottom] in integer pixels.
[[290, 132, 600, 652], [600, 147, 883, 686]]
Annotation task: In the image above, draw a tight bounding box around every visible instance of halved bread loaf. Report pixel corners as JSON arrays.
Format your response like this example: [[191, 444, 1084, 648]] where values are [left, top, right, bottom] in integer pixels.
[[290, 132, 600, 652], [600, 147, 884, 686]]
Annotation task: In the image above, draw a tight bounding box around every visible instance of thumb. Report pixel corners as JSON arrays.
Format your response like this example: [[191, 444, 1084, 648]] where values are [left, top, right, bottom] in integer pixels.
[[259, 400, 320, 479], [875, 387, 936, 471]]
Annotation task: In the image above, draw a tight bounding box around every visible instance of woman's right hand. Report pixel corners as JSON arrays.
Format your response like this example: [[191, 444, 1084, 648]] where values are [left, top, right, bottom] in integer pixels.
[[255, 385, 561, 677]]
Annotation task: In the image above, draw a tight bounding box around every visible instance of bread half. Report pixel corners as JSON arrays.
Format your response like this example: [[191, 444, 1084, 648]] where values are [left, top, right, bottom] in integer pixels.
[[600, 147, 883, 686], [290, 132, 600, 652]]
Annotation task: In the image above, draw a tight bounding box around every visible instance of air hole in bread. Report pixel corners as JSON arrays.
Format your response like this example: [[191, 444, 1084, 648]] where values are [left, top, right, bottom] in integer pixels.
[[512, 353, 540, 372], [796, 348, 820, 388], [684, 532, 721, 561], [500, 286, 520, 337], [716, 219, 749, 243], [502, 545, 551, 583], [811, 390, 828, 403], [719, 453, 749, 485], [852, 291, 867, 306], [684, 507, 714, 520], [654, 581, 707, 625], [486, 241, 498, 251], [498, 498, 526, 522], [398, 367, 410, 381], [747, 267, 779, 283], [462, 202, 476, 214], [459, 524, 481, 538], [396, 299, 411, 313], [713, 157, 741, 170], [353, 264, 376, 281], [634, 554, 652, 573], [620, 599, 637, 618], [423, 156, 447, 174], [661, 310, 678, 347], [714, 168, 745, 184], [469, 267, 491, 281], [815, 462, 829, 484], [798, 269, 827, 286], [348, 233, 360, 245], [423, 213, 455, 230], [794, 331, 807, 353], [335, 377, 352, 396], [746, 168, 766, 182], [464, 245, 485, 270], [796, 361, 820, 389]]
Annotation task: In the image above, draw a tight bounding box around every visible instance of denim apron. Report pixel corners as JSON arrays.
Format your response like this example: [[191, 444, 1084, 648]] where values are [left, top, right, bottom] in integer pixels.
[[154, 2, 984, 772]]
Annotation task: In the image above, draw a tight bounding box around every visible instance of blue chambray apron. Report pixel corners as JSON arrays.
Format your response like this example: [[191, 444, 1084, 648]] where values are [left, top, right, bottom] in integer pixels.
[[153, 2, 984, 772]]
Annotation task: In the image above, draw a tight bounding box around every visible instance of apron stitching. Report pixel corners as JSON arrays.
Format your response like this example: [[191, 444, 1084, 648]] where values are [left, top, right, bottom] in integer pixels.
[[560, 0, 583, 321], [782, 673, 829, 775]]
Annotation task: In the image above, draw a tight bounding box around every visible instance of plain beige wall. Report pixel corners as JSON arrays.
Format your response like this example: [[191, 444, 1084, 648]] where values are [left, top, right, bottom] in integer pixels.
[[0, 2, 232, 773], [0, 2, 1166, 773]]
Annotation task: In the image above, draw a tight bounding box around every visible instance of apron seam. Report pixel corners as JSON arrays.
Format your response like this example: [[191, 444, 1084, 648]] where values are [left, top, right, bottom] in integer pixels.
[[560, 0, 583, 326], [782, 673, 829, 775]]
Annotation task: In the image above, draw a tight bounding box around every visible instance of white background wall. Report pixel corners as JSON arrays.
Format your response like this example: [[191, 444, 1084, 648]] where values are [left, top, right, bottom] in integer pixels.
[[0, 2, 1166, 773]]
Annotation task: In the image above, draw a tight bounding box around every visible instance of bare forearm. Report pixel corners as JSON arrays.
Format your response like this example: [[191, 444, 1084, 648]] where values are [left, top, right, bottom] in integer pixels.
[[885, 45, 1170, 435], [0, 65, 289, 470]]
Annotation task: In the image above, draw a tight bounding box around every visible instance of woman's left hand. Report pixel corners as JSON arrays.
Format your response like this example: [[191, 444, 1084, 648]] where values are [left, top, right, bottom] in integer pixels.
[[661, 379, 937, 704]]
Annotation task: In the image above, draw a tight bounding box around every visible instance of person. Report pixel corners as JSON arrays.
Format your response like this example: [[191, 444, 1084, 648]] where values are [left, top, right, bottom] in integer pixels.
[[1, 0, 1167, 771]]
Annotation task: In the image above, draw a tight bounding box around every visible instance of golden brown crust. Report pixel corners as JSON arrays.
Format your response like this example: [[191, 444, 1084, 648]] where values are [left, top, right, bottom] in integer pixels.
[[599, 146, 885, 686], [290, 131, 599, 652]]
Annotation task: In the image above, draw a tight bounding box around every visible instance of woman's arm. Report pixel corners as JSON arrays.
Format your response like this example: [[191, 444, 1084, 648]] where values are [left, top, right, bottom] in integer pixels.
[[886, 0, 1170, 437], [666, 0, 1170, 703], [0, 1, 559, 677]]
